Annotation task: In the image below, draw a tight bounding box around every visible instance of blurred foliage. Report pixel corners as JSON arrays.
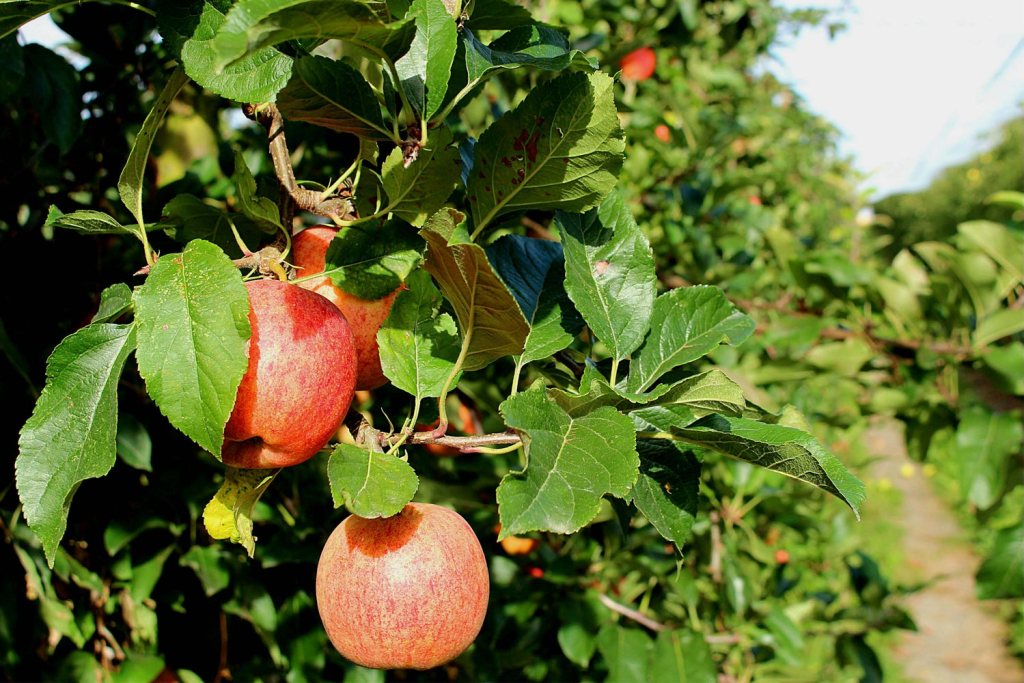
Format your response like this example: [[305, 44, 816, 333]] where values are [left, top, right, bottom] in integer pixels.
[[875, 114, 1024, 253], [1, 0, 1021, 681]]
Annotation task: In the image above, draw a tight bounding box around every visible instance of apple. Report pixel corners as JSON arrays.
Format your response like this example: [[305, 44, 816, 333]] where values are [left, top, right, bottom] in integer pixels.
[[654, 124, 671, 143], [222, 278, 356, 468], [620, 47, 656, 82], [292, 226, 399, 391], [316, 503, 490, 670]]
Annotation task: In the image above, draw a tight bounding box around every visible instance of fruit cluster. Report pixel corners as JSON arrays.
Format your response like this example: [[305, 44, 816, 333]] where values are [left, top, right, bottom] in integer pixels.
[[224, 229, 489, 670]]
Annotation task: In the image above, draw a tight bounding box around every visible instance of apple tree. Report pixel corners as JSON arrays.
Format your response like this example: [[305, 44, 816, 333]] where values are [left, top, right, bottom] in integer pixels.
[[0, 0, 880, 679]]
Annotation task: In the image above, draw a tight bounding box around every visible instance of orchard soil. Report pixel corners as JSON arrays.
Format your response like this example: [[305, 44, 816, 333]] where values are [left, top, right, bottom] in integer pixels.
[[866, 421, 1024, 683]]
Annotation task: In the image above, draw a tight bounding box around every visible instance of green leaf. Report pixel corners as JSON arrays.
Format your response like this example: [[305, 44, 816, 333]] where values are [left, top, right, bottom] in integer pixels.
[[957, 220, 1024, 281], [650, 629, 717, 682], [327, 443, 419, 518], [669, 415, 865, 518], [377, 269, 462, 398], [496, 387, 639, 537], [180, 1, 293, 103], [111, 655, 166, 683], [119, 67, 190, 233], [116, 413, 153, 471], [596, 624, 651, 683], [45, 207, 133, 235], [626, 286, 755, 392], [277, 55, 391, 139], [231, 149, 283, 230], [180, 545, 233, 596], [551, 365, 744, 420], [395, 0, 458, 119], [486, 235, 583, 364], [380, 126, 460, 226], [0, 35, 24, 102], [981, 342, 1024, 395], [134, 239, 251, 456], [0, 1, 74, 40], [323, 218, 423, 299], [459, 24, 595, 90], [15, 323, 137, 566], [92, 284, 134, 324], [422, 209, 530, 371], [203, 467, 278, 557], [765, 608, 804, 666], [556, 594, 605, 667], [23, 45, 81, 154], [631, 440, 700, 547], [974, 308, 1024, 349], [977, 522, 1024, 599], [468, 70, 623, 234], [159, 194, 268, 257], [986, 190, 1024, 209], [560, 192, 656, 361], [104, 516, 171, 556], [465, 0, 533, 30], [211, 0, 415, 70], [952, 406, 1022, 511]]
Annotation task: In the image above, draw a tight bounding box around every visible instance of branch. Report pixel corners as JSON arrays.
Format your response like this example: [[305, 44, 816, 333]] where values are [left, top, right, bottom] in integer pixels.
[[597, 592, 669, 632], [243, 103, 357, 228], [735, 298, 974, 360], [134, 245, 285, 277], [383, 429, 522, 452]]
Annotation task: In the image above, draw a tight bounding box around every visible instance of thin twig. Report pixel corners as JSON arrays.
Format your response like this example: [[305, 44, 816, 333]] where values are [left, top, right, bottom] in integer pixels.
[[213, 611, 229, 683], [134, 246, 285, 278], [596, 592, 669, 632], [709, 511, 723, 584]]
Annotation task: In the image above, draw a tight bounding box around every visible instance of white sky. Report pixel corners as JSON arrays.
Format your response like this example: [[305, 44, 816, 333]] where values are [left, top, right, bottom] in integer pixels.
[[21, 3, 1024, 199], [768, 0, 1024, 198]]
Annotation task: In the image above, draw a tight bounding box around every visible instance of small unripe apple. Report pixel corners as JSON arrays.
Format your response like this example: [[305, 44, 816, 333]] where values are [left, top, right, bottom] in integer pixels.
[[620, 47, 656, 82], [222, 279, 356, 468], [292, 226, 398, 390], [316, 503, 490, 670]]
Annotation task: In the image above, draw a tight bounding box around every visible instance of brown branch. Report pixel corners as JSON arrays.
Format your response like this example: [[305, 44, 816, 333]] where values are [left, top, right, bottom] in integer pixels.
[[735, 298, 974, 360], [213, 611, 229, 683], [709, 511, 723, 584], [340, 410, 522, 453], [380, 428, 522, 452], [134, 245, 284, 278], [595, 592, 742, 646], [596, 592, 669, 632], [243, 103, 356, 228]]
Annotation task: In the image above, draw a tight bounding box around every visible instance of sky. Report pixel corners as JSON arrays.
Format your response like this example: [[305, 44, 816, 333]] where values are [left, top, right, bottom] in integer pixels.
[[767, 0, 1024, 198], [19, 2, 1024, 199]]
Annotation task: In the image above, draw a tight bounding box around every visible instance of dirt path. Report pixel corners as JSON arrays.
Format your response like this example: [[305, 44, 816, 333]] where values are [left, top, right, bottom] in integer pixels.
[[865, 420, 1024, 683]]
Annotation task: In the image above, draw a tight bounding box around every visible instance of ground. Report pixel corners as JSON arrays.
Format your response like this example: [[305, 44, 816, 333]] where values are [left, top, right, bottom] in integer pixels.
[[866, 421, 1023, 683]]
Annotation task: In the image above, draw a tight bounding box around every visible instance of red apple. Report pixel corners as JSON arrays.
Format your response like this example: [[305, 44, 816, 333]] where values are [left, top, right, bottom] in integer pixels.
[[654, 124, 671, 143], [222, 278, 356, 468], [620, 47, 656, 82], [292, 226, 399, 391], [316, 503, 490, 670]]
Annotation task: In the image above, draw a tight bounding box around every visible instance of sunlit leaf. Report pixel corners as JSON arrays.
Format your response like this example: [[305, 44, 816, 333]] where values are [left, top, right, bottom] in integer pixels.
[[468, 71, 623, 234], [327, 444, 419, 518], [134, 240, 251, 456], [497, 387, 638, 537], [16, 323, 137, 566]]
